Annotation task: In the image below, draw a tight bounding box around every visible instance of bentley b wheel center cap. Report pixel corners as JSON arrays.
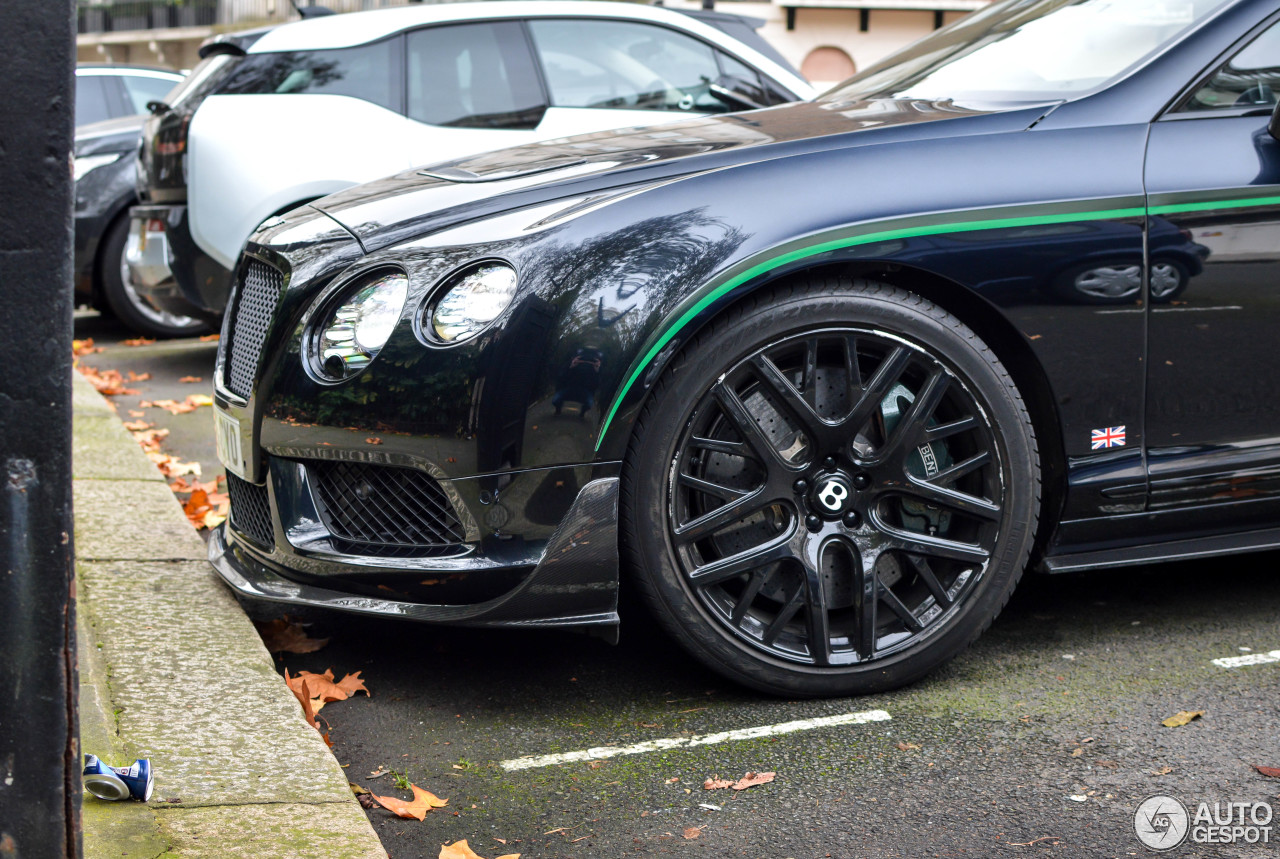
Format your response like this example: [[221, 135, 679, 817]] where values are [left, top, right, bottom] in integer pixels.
[[810, 472, 854, 517]]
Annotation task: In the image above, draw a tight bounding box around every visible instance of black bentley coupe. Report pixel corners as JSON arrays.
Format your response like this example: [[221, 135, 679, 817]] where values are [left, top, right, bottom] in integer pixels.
[[210, 0, 1280, 696]]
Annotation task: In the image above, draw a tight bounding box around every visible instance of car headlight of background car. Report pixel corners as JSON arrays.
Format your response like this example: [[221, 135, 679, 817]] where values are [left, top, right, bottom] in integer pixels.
[[428, 262, 518, 343], [312, 269, 409, 381]]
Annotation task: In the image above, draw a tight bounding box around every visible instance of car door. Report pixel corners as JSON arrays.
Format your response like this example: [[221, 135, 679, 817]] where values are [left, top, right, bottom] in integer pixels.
[[525, 17, 768, 139], [400, 21, 548, 167], [1143, 13, 1280, 531]]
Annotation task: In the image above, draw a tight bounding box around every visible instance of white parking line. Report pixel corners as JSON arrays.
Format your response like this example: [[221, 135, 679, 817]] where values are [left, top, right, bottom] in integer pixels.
[[1212, 650, 1280, 669], [500, 709, 891, 772]]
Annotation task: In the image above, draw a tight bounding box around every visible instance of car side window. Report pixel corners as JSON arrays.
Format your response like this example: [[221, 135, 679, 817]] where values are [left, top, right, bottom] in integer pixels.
[[75, 75, 112, 125], [121, 75, 178, 115], [716, 50, 793, 107], [218, 41, 396, 112], [1181, 19, 1280, 112], [405, 22, 545, 129], [528, 18, 732, 114]]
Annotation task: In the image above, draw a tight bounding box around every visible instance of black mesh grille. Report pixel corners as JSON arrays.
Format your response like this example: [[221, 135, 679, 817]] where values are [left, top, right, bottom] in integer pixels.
[[309, 460, 466, 557], [226, 473, 274, 549], [225, 260, 284, 399]]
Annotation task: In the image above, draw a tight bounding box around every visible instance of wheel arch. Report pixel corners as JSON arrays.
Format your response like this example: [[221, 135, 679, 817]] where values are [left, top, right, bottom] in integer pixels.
[[603, 259, 1067, 567]]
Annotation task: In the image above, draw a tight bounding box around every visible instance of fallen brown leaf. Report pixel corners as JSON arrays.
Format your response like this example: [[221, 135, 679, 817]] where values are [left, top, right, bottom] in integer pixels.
[[178, 376, 203, 383], [76, 365, 137, 396], [122, 419, 154, 432], [122, 337, 156, 346], [1162, 710, 1204, 728], [198, 333, 220, 342], [283, 670, 319, 729], [370, 784, 447, 821], [896, 741, 921, 751], [682, 826, 703, 840], [350, 782, 369, 795], [139, 394, 212, 415], [732, 771, 775, 790], [1254, 765, 1280, 778], [703, 771, 776, 791], [1152, 766, 1174, 775], [72, 338, 103, 356], [1070, 747, 1084, 758], [131, 428, 169, 452], [256, 617, 329, 653], [365, 437, 383, 445]]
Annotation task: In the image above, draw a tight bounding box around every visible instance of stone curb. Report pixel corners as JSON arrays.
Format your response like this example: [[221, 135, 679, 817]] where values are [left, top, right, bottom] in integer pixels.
[[72, 371, 385, 858]]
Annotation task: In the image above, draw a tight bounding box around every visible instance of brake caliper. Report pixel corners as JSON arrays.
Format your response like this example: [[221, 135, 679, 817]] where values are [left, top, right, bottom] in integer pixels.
[[880, 384, 952, 536]]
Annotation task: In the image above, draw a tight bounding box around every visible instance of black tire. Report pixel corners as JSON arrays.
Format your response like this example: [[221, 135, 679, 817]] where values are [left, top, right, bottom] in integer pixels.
[[99, 215, 208, 338], [621, 277, 1040, 697]]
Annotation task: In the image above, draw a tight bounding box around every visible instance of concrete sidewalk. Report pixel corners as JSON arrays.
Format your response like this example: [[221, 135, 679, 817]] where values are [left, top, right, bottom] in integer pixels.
[[72, 371, 385, 858]]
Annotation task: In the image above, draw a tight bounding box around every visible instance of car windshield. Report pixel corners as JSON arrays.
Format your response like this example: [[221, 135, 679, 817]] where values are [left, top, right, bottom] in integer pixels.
[[822, 0, 1234, 105]]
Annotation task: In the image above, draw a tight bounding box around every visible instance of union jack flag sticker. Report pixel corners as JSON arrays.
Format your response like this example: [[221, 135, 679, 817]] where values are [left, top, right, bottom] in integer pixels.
[[1091, 426, 1126, 449]]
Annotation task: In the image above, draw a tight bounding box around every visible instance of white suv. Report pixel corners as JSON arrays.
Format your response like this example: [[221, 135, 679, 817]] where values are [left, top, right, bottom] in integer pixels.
[[128, 1, 813, 322]]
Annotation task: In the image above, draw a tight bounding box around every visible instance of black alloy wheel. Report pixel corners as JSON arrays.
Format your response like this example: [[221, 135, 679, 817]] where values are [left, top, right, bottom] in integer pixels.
[[623, 279, 1040, 696]]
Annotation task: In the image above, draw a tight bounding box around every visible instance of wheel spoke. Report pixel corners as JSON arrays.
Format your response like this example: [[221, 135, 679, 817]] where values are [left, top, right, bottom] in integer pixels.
[[876, 368, 948, 463], [748, 353, 825, 440], [879, 524, 990, 565], [853, 545, 879, 660], [762, 581, 807, 646], [800, 538, 833, 666], [924, 415, 977, 443], [900, 474, 1001, 520], [800, 337, 819, 409], [843, 335, 862, 393], [712, 381, 799, 471], [730, 569, 769, 627], [678, 472, 749, 503], [673, 488, 774, 544], [688, 435, 753, 458], [878, 580, 924, 633], [687, 527, 795, 586], [904, 554, 952, 608], [928, 450, 990, 486], [842, 345, 910, 435]]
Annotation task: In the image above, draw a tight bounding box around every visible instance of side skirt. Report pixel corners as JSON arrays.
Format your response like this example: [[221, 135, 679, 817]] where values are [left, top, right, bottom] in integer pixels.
[[1042, 525, 1280, 573]]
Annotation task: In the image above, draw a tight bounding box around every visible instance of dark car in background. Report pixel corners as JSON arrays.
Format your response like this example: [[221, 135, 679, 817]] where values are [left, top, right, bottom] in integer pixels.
[[73, 64, 202, 337], [210, 0, 1280, 697], [74, 115, 206, 336]]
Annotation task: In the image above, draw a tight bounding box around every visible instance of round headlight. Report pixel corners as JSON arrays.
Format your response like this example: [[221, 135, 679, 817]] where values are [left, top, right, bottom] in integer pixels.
[[429, 262, 518, 343], [314, 270, 408, 380]]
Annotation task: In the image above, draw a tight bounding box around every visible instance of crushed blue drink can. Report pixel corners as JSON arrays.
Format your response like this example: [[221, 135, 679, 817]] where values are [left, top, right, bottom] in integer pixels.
[[83, 754, 153, 801]]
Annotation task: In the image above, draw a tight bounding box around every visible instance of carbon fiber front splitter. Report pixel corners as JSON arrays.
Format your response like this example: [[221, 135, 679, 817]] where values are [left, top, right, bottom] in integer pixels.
[[208, 477, 620, 640]]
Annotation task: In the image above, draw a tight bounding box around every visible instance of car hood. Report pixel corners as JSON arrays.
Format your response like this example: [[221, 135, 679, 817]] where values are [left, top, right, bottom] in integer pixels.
[[74, 114, 145, 156], [312, 98, 1053, 253]]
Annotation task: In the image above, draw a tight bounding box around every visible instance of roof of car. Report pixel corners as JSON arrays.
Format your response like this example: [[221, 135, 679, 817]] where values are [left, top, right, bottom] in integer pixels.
[[252, 1, 707, 51], [76, 64, 183, 78], [248, 0, 809, 92]]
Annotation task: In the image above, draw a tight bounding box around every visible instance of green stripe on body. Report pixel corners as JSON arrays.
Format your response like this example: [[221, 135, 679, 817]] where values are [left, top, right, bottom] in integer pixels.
[[593, 191, 1280, 451]]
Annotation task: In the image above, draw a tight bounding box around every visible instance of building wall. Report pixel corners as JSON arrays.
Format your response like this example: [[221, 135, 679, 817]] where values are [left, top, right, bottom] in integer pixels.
[[665, 0, 972, 88]]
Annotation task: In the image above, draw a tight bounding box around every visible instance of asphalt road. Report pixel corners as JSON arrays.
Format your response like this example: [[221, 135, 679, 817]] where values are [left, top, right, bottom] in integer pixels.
[[75, 310, 1280, 859]]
